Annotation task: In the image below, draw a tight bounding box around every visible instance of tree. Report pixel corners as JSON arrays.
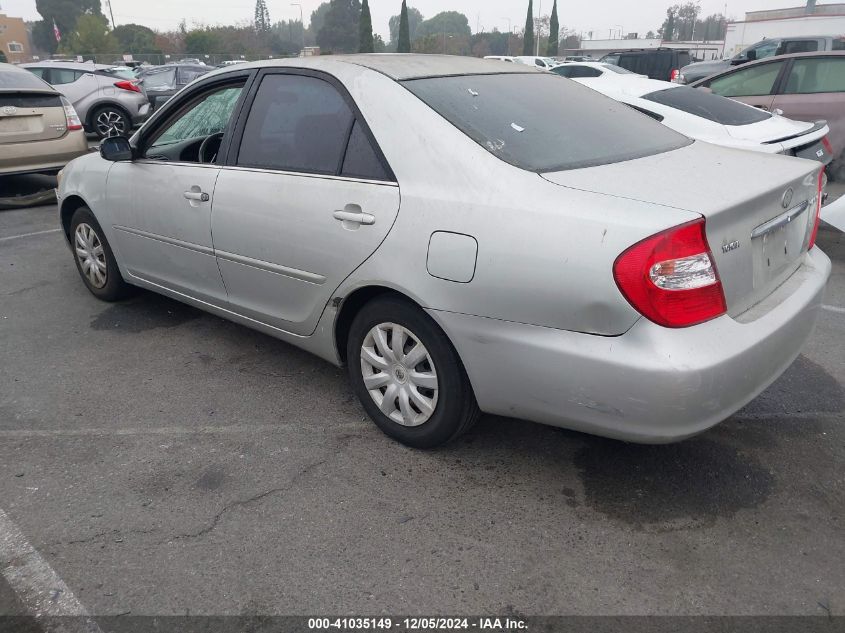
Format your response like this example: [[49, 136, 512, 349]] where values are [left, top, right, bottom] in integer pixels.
[[254, 0, 271, 33], [373, 34, 386, 52], [34, 0, 104, 54], [359, 0, 374, 53], [389, 5, 422, 45], [184, 28, 222, 54], [546, 0, 559, 56], [112, 23, 159, 53], [317, 0, 361, 53], [662, 7, 676, 41], [60, 13, 117, 54], [415, 12, 471, 40], [397, 0, 411, 53], [522, 0, 534, 56]]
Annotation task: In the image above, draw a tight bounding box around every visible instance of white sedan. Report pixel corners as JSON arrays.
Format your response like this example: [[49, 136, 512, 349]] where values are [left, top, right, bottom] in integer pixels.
[[563, 69, 833, 161]]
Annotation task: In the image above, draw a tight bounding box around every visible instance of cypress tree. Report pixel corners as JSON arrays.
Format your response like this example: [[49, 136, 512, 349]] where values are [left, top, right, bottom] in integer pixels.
[[359, 0, 374, 52], [397, 0, 411, 53], [546, 0, 559, 56], [522, 0, 534, 56]]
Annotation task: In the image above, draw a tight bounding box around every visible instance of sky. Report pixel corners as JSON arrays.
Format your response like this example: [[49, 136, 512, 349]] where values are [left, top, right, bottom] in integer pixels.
[[0, 0, 815, 41]]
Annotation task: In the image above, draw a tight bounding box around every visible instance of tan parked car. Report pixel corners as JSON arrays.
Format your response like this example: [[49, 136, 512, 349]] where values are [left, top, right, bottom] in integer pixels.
[[0, 62, 88, 177]]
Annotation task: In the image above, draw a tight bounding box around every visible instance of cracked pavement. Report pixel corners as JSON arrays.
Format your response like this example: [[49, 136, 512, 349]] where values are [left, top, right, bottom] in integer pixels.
[[0, 199, 844, 616]]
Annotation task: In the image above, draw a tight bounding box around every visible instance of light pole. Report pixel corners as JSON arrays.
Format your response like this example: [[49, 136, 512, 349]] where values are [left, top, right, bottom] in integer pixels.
[[535, 0, 541, 56], [291, 3, 304, 54], [502, 18, 512, 55]]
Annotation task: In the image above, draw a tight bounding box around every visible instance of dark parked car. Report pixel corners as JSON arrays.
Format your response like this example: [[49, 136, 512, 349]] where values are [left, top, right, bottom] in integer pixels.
[[599, 48, 692, 81], [691, 51, 845, 179], [680, 35, 845, 84], [137, 64, 210, 111]]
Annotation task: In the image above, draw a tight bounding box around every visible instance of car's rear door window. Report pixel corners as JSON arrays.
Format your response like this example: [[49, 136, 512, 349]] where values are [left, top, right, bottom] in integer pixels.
[[708, 61, 786, 96], [341, 120, 390, 181], [403, 72, 690, 172], [49, 68, 84, 85], [237, 74, 355, 175], [642, 85, 770, 125], [783, 57, 845, 94], [778, 40, 819, 55]]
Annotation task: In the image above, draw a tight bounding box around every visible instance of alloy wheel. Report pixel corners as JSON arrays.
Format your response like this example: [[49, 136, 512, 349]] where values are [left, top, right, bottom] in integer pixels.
[[96, 110, 126, 138], [360, 322, 439, 427], [74, 223, 107, 288]]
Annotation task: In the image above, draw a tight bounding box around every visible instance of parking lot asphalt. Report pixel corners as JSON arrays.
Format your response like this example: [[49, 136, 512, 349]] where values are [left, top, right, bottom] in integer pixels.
[[0, 194, 843, 618]]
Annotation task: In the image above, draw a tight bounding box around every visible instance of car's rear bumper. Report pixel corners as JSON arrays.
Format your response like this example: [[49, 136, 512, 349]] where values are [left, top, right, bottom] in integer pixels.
[[428, 247, 831, 443], [0, 130, 89, 176]]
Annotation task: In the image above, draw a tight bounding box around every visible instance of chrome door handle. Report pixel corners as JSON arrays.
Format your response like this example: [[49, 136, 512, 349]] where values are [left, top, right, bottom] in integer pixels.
[[333, 209, 375, 225], [183, 190, 209, 202]]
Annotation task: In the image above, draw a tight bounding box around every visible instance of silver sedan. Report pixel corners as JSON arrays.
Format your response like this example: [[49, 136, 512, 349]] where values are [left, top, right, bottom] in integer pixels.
[[56, 55, 831, 448]]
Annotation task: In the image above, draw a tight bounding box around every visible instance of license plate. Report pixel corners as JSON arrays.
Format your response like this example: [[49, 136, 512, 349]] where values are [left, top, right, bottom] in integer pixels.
[[0, 117, 29, 132], [794, 140, 832, 164]]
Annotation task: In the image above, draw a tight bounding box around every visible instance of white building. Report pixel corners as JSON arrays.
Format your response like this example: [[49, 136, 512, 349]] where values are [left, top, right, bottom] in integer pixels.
[[724, 2, 845, 57]]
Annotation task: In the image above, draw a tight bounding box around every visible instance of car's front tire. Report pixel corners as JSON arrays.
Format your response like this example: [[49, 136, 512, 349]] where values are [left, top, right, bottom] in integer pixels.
[[347, 296, 480, 448], [70, 207, 133, 301]]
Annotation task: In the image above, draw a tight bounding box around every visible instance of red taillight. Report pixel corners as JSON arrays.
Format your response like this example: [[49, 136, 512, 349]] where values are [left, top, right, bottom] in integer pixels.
[[60, 96, 83, 131], [114, 80, 141, 93], [821, 136, 833, 154], [808, 169, 824, 250], [613, 218, 727, 328], [669, 68, 680, 82]]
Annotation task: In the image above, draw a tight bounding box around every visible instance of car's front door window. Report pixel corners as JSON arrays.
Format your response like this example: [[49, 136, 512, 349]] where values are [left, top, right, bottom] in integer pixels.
[[708, 61, 785, 97], [144, 84, 244, 162], [783, 57, 845, 94]]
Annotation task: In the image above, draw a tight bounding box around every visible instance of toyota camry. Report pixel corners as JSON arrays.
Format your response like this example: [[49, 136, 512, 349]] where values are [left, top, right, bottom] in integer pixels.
[[56, 55, 831, 448]]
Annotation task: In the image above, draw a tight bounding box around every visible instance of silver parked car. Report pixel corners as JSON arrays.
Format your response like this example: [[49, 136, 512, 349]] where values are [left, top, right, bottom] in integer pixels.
[[22, 61, 150, 138], [56, 56, 830, 448]]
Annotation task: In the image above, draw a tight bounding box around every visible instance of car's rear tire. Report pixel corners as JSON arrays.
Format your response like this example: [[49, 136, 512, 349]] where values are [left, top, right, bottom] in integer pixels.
[[91, 105, 129, 139], [347, 296, 480, 448], [70, 207, 133, 301]]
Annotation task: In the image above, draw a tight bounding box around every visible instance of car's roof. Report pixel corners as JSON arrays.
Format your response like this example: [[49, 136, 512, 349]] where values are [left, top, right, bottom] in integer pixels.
[[561, 61, 614, 69], [583, 75, 680, 97], [215, 54, 537, 81], [21, 61, 117, 71]]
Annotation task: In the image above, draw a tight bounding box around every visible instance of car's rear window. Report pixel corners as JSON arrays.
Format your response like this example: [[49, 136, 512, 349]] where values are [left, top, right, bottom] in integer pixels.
[[0, 69, 53, 91], [402, 73, 690, 172], [642, 85, 770, 126]]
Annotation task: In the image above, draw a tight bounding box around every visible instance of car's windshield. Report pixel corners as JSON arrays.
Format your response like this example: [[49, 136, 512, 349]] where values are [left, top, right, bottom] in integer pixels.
[[642, 85, 771, 125], [403, 73, 690, 172]]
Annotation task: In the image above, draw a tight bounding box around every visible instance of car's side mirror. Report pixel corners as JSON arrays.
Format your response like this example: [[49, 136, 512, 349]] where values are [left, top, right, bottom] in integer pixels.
[[745, 50, 757, 62], [100, 136, 134, 162]]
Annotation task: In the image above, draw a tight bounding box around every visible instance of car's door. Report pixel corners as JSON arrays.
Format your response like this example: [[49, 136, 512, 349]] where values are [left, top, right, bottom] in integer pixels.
[[106, 74, 250, 304], [770, 56, 845, 159], [211, 70, 400, 336], [703, 59, 788, 110], [46, 67, 97, 106]]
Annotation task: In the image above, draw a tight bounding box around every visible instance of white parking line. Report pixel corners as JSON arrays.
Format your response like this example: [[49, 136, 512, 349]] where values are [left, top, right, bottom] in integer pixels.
[[0, 228, 62, 243], [0, 421, 370, 439], [0, 508, 102, 632], [822, 304, 845, 314]]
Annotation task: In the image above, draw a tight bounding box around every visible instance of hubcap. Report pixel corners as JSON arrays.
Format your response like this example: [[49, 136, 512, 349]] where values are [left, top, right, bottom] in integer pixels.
[[96, 110, 126, 137], [74, 223, 107, 289], [360, 322, 438, 427]]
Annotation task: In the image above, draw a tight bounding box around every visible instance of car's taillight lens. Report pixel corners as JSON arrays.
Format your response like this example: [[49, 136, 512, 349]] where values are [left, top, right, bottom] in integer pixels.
[[61, 96, 83, 131], [114, 80, 141, 93], [669, 68, 680, 82], [613, 218, 727, 328], [821, 136, 833, 154], [808, 169, 825, 250]]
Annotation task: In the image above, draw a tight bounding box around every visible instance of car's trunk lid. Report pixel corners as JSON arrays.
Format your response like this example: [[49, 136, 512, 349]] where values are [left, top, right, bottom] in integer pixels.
[[0, 91, 67, 143], [541, 141, 821, 317]]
